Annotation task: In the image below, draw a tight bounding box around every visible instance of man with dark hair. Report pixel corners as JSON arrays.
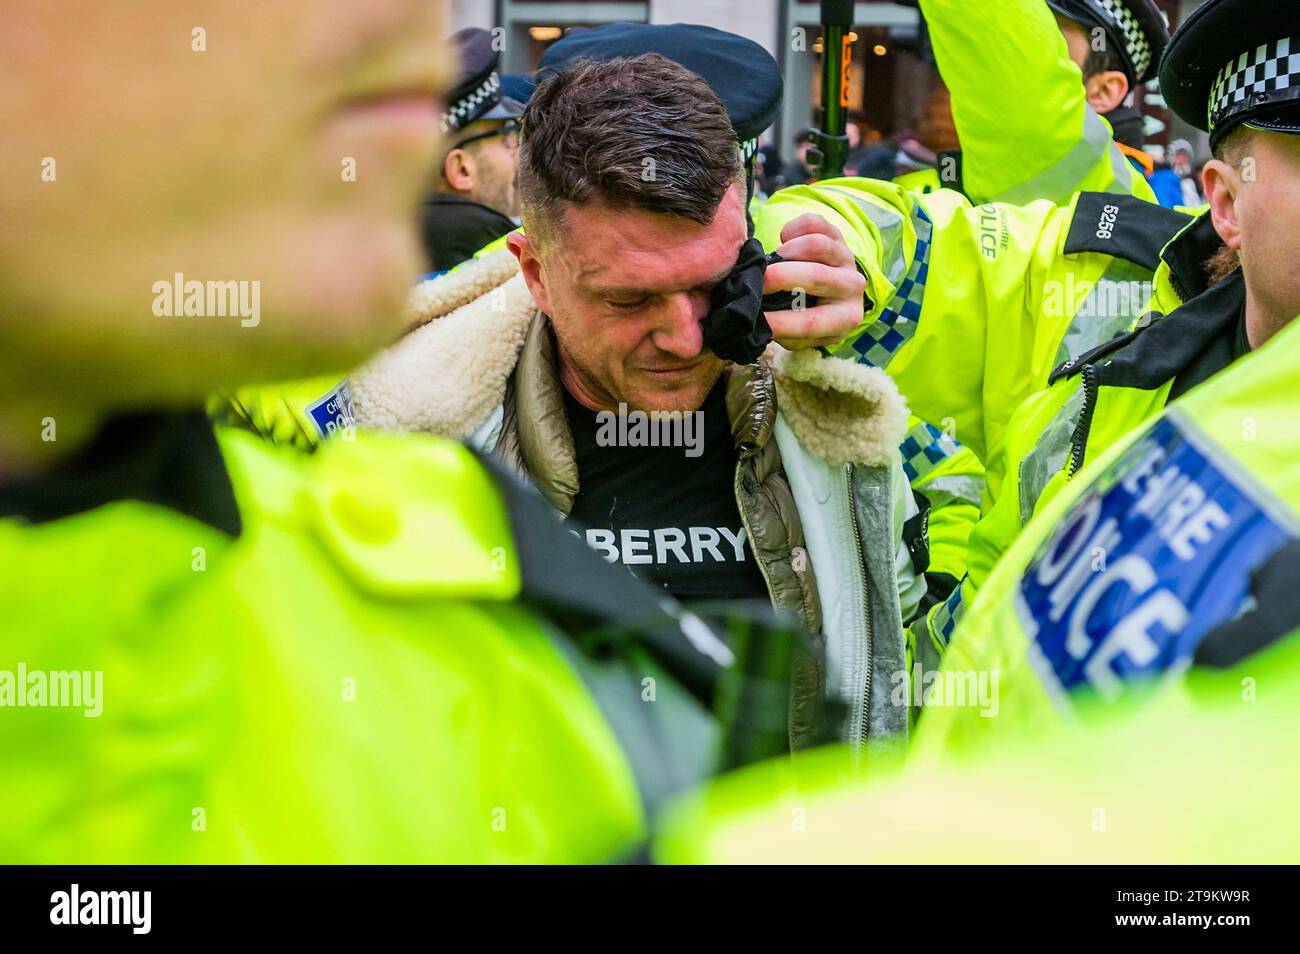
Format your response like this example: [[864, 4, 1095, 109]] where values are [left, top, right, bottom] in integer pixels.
[[352, 53, 928, 752]]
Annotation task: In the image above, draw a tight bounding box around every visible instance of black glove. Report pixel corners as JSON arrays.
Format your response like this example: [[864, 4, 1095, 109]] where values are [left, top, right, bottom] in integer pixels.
[[701, 239, 820, 365]]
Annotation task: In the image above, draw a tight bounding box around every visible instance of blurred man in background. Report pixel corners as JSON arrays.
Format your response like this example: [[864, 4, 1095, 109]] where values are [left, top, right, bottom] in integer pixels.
[[421, 27, 524, 276]]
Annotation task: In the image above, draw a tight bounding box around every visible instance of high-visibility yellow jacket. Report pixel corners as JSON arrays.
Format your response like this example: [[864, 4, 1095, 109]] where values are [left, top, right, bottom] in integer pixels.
[[867, 0, 1160, 624], [652, 302, 1300, 863], [959, 211, 1230, 636], [754, 182, 1192, 661], [0, 421, 727, 862], [919, 0, 1156, 207]]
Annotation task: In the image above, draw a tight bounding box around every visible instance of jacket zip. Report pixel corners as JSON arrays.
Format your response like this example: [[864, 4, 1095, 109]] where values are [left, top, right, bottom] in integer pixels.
[[1067, 363, 1100, 478], [845, 463, 872, 747]]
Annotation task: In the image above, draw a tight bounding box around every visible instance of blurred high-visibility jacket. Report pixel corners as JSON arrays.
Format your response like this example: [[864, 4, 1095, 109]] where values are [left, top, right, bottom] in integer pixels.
[[0, 419, 729, 862], [653, 305, 1300, 863]]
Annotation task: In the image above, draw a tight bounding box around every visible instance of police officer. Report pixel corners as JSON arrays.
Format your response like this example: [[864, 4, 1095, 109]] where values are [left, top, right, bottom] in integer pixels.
[[648, 1, 1300, 860], [209, 30, 527, 454], [904, 0, 1169, 204], [834, 0, 1171, 657], [751, 147, 1192, 679], [0, 0, 782, 863], [422, 27, 525, 276], [956, 0, 1300, 652]]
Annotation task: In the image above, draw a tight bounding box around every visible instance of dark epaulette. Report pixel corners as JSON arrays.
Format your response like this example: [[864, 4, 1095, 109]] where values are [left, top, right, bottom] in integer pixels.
[[1064, 192, 1193, 271]]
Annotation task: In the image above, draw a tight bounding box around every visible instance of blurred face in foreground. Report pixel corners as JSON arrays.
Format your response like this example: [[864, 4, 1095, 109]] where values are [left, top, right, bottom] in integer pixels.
[[514, 182, 749, 415], [0, 1, 451, 464]]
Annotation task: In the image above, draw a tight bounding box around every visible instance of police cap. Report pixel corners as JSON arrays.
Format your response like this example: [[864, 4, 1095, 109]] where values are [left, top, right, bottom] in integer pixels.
[[1046, 0, 1169, 84], [442, 28, 525, 133], [537, 22, 783, 161], [1160, 0, 1300, 151]]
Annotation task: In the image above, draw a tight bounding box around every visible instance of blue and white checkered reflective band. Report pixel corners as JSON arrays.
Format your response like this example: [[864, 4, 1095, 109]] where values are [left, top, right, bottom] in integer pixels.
[[1209, 36, 1300, 134], [900, 420, 963, 485], [849, 204, 932, 370], [441, 71, 501, 133], [1096, 0, 1153, 81]]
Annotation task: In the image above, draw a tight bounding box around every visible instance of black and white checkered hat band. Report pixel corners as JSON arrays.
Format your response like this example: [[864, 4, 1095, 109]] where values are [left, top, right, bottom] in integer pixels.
[[441, 71, 501, 133], [1209, 36, 1300, 134], [1096, 0, 1152, 80], [740, 137, 759, 164]]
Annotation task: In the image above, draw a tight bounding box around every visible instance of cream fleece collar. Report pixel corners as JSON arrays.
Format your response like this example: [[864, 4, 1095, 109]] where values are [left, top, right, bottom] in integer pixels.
[[351, 250, 908, 469]]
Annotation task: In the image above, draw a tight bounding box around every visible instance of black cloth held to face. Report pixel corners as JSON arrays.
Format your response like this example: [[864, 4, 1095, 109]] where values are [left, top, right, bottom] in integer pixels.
[[701, 239, 819, 365]]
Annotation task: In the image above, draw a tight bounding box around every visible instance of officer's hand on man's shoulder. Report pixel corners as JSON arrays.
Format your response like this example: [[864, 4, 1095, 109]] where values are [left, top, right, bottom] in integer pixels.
[[763, 214, 868, 351]]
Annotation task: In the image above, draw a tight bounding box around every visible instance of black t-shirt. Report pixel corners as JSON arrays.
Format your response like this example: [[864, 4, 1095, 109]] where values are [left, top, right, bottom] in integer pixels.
[[563, 379, 770, 604]]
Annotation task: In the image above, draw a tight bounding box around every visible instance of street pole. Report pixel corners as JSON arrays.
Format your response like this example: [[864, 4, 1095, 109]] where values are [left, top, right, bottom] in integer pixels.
[[812, 0, 855, 180]]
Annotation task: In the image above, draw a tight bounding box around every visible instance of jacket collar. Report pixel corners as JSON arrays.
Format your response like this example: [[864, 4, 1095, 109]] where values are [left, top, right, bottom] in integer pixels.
[[420, 194, 517, 273], [513, 313, 579, 511], [1160, 209, 1229, 303], [351, 250, 909, 475], [0, 411, 241, 536], [1096, 268, 1245, 391]]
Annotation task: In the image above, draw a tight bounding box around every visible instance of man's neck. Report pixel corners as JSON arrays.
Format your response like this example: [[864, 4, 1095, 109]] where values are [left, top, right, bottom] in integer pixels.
[[1244, 287, 1292, 351], [554, 343, 620, 415]]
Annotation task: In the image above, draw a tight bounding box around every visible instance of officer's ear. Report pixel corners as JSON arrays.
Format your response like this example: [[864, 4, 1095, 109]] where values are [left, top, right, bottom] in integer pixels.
[[508, 230, 553, 315], [1083, 70, 1129, 115], [442, 148, 476, 193], [1203, 159, 1244, 252]]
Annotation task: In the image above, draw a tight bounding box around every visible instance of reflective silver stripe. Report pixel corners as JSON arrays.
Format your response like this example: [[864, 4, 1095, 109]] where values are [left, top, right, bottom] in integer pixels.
[[919, 473, 985, 509], [928, 577, 967, 649], [1052, 258, 1156, 368], [1110, 139, 1137, 192], [823, 185, 908, 285], [994, 109, 1118, 206], [1017, 385, 1086, 527], [898, 417, 963, 484]]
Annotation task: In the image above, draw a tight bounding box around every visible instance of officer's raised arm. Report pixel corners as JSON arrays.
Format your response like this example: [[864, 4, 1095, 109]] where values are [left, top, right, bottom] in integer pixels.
[[919, 0, 1167, 206], [755, 181, 1080, 465]]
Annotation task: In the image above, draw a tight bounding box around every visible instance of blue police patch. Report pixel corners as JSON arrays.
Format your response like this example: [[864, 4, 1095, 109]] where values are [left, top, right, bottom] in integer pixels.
[[1016, 412, 1297, 707], [306, 380, 355, 440]]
